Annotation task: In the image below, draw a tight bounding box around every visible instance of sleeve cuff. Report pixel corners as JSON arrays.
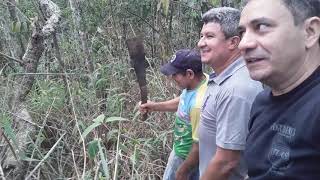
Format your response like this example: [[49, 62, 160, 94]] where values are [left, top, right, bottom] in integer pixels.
[[216, 140, 245, 150]]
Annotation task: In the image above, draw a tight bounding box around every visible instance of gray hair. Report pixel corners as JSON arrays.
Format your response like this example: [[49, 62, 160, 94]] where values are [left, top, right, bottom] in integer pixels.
[[201, 7, 241, 39], [281, 0, 320, 45]]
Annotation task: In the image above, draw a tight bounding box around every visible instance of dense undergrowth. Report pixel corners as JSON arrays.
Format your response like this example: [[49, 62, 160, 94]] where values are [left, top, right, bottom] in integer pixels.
[[1, 53, 182, 179], [0, 0, 241, 179]]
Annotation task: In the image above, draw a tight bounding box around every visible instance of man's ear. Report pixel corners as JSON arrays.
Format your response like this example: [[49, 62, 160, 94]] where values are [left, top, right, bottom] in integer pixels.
[[228, 36, 241, 50], [304, 16, 320, 48], [186, 69, 195, 79]]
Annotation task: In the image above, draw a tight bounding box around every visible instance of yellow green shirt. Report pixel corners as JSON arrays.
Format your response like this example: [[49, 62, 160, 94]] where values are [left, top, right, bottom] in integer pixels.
[[173, 74, 208, 159]]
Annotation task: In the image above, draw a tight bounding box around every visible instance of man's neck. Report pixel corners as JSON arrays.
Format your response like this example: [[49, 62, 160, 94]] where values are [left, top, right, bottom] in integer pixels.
[[271, 47, 320, 96], [187, 74, 206, 90], [212, 50, 241, 75]]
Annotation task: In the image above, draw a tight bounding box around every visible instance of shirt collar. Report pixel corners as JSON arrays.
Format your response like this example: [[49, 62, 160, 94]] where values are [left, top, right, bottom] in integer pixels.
[[208, 56, 246, 85]]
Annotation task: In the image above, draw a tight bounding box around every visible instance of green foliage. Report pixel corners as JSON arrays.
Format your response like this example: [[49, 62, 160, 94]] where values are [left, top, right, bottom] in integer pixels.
[[1, 0, 242, 178], [11, 21, 21, 33], [209, 0, 221, 6], [16, 0, 38, 18], [80, 0, 109, 33], [81, 114, 127, 142], [29, 80, 66, 112], [161, 0, 170, 17], [93, 64, 111, 89], [0, 113, 18, 148], [98, 139, 110, 179], [87, 139, 99, 159], [10, 21, 30, 33], [81, 114, 105, 141]]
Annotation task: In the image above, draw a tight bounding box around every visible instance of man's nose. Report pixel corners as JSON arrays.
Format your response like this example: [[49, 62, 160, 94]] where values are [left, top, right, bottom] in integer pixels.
[[197, 37, 206, 48], [238, 31, 257, 53]]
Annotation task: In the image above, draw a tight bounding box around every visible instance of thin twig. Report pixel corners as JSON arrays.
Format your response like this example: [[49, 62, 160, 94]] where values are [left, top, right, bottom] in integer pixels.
[[28, 98, 59, 176], [0, 63, 8, 76], [0, 128, 19, 161], [25, 133, 66, 180], [113, 123, 121, 180], [6, 110, 39, 128], [171, 1, 201, 11], [9, 73, 78, 76], [0, 52, 24, 65], [94, 160, 101, 180], [126, 9, 160, 34], [0, 162, 5, 180], [71, 149, 80, 179], [65, 74, 87, 178], [1, 0, 32, 23]]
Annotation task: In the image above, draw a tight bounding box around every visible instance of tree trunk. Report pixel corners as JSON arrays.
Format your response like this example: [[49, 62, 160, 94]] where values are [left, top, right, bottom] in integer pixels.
[[4, 0, 61, 177]]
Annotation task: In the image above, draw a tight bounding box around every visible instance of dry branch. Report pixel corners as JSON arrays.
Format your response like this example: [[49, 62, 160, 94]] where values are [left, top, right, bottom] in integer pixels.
[[0, 52, 24, 65], [0, 162, 5, 180], [25, 133, 66, 180]]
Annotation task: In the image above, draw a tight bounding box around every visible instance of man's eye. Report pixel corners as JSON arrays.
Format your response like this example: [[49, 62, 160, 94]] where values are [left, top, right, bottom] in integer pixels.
[[206, 34, 214, 39], [256, 24, 269, 32], [238, 30, 245, 38]]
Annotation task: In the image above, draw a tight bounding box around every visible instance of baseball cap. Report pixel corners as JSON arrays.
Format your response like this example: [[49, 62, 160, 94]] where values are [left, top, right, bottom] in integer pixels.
[[160, 49, 202, 76]]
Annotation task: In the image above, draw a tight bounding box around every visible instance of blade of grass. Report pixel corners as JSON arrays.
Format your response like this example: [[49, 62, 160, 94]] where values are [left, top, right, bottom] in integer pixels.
[[98, 139, 109, 179]]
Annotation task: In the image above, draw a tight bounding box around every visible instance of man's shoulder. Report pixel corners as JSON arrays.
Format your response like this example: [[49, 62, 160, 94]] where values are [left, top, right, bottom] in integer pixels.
[[223, 66, 263, 99], [251, 89, 271, 108]]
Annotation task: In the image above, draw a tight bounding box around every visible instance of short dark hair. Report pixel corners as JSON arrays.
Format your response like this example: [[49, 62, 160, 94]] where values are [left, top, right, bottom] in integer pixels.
[[243, 0, 320, 45], [176, 68, 203, 78], [201, 7, 241, 39], [280, 0, 320, 25], [281, 0, 320, 45]]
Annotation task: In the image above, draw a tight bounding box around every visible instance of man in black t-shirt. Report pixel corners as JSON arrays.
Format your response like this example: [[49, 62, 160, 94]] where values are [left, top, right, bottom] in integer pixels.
[[238, 0, 320, 179]]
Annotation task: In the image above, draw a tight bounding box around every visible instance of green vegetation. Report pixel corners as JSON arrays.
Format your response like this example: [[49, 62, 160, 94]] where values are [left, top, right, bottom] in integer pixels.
[[0, 0, 242, 179]]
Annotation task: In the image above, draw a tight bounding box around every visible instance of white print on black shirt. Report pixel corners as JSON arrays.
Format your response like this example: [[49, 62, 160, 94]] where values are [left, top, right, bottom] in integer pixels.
[[267, 123, 295, 176]]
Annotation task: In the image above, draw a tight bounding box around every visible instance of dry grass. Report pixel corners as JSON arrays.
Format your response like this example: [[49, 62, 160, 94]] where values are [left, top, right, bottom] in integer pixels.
[[0, 56, 179, 179]]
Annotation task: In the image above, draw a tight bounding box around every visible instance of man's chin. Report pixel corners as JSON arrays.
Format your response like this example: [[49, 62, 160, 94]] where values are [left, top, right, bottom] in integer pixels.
[[201, 58, 211, 65], [249, 72, 268, 82]]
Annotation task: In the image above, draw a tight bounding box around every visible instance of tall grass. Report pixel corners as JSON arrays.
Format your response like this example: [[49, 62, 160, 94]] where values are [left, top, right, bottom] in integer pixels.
[[0, 55, 179, 179]]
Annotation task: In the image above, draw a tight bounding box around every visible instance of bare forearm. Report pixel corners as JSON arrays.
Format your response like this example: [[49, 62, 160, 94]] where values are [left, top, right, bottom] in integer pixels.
[[176, 143, 199, 180], [200, 160, 231, 180], [179, 143, 199, 171], [201, 148, 240, 180], [152, 97, 179, 112]]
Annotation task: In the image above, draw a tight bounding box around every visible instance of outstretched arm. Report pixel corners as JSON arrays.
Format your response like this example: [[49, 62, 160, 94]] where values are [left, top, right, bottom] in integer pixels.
[[139, 97, 180, 113]]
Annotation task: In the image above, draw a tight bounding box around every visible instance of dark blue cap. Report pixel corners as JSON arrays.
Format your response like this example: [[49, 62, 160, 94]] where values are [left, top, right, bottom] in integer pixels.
[[160, 49, 202, 76]]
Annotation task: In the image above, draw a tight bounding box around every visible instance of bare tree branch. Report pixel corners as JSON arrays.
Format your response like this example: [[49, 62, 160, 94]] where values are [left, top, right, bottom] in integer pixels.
[[9, 72, 78, 76], [25, 133, 66, 180], [125, 9, 160, 34], [0, 161, 5, 180], [0, 52, 24, 65], [0, 128, 19, 163]]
